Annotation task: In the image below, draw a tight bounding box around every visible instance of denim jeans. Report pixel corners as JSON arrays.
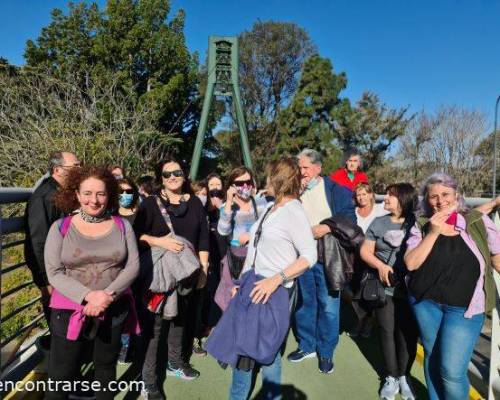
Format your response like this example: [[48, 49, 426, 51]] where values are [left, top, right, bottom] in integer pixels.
[[229, 351, 282, 400], [410, 298, 484, 400], [294, 263, 340, 359]]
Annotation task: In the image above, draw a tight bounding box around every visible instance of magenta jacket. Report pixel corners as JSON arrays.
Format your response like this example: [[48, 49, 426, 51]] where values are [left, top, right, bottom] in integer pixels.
[[50, 288, 140, 340]]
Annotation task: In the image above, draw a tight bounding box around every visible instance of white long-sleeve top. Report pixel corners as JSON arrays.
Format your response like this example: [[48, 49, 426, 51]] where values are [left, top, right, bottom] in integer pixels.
[[242, 199, 317, 287]]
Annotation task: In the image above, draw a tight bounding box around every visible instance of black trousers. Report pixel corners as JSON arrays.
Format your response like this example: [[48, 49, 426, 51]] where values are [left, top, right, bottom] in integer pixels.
[[139, 291, 202, 387], [375, 296, 418, 378], [45, 316, 124, 400]]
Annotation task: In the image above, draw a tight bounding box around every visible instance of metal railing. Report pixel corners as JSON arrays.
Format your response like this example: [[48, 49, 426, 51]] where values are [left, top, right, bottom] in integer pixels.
[[0, 187, 47, 381], [0, 188, 498, 398]]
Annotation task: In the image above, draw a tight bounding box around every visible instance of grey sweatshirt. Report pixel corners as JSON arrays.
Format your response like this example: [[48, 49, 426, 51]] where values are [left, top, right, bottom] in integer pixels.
[[44, 218, 140, 304]]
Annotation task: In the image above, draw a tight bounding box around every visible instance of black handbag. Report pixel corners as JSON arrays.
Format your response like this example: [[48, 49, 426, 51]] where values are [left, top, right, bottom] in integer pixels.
[[359, 270, 387, 309]]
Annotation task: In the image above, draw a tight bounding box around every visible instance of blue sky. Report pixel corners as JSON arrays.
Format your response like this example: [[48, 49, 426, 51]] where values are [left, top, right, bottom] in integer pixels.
[[1, 0, 499, 128]]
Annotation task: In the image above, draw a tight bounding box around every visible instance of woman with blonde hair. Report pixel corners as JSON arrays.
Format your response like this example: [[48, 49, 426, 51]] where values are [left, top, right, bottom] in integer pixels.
[[207, 157, 317, 400]]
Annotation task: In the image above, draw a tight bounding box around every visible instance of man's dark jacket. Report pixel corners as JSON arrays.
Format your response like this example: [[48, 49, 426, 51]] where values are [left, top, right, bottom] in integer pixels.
[[323, 177, 356, 222], [24, 176, 62, 287], [318, 215, 365, 293]]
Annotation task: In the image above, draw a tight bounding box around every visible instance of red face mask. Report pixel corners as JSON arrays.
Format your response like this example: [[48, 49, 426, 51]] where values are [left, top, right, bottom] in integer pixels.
[[445, 211, 458, 225]]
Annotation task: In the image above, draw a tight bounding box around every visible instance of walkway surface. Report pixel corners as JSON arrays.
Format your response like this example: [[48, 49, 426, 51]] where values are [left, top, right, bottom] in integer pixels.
[[115, 305, 428, 400]]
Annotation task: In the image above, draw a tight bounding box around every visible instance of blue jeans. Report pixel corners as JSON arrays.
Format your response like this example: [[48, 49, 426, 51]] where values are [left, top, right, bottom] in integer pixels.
[[410, 298, 484, 400], [294, 263, 340, 359], [229, 352, 282, 400]]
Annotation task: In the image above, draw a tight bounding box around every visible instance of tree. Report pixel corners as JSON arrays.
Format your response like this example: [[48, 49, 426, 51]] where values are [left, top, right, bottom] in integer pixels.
[[0, 69, 178, 187], [333, 92, 413, 171], [216, 21, 316, 177], [275, 55, 347, 170], [395, 106, 488, 195], [24, 0, 202, 161], [238, 20, 316, 131]]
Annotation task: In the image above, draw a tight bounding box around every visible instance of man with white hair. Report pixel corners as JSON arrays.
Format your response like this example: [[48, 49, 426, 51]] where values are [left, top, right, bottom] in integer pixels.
[[287, 148, 355, 374], [329, 148, 368, 191]]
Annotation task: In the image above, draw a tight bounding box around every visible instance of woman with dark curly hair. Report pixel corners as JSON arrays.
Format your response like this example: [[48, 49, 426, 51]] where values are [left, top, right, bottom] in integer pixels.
[[44, 166, 140, 400]]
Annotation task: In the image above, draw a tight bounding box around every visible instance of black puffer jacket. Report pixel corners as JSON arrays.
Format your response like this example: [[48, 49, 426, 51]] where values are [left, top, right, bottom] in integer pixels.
[[318, 215, 365, 293]]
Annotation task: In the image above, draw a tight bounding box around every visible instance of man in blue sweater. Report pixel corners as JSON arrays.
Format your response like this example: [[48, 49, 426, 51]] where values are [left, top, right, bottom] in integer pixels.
[[288, 149, 355, 374]]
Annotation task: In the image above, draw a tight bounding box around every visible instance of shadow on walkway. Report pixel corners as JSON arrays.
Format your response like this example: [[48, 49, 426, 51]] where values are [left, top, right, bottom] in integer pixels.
[[340, 301, 428, 399]]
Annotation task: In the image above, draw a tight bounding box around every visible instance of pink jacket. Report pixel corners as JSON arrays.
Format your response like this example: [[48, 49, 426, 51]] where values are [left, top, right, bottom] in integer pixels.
[[50, 288, 140, 340]]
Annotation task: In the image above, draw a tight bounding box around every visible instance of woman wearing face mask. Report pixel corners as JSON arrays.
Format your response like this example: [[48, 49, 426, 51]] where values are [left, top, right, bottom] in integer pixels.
[[360, 183, 419, 400], [133, 157, 209, 398], [405, 173, 500, 400], [117, 178, 139, 225], [191, 173, 226, 354], [192, 180, 208, 207], [215, 167, 269, 311]]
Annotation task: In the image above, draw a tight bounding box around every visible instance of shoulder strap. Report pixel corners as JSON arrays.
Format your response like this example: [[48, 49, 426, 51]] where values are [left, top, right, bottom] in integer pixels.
[[251, 196, 258, 221], [58, 215, 73, 237], [154, 195, 175, 235], [112, 215, 126, 234], [250, 206, 273, 270]]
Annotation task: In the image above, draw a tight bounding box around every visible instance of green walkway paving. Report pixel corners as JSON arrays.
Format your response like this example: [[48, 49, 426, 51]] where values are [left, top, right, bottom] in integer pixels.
[[116, 307, 427, 400]]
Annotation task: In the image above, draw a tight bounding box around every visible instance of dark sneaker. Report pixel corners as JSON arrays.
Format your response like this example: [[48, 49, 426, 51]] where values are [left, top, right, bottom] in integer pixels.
[[167, 361, 200, 380], [318, 357, 334, 374], [287, 348, 317, 363], [140, 384, 166, 400], [192, 338, 207, 356]]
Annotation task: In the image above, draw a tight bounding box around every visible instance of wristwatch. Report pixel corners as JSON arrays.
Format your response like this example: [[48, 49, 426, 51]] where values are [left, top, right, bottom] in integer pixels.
[[279, 270, 288, 285]]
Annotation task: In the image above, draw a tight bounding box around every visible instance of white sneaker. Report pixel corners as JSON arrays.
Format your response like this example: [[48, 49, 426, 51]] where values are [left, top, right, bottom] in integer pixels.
[[379, 376, 399, 400], [399, 376, 416, 400]]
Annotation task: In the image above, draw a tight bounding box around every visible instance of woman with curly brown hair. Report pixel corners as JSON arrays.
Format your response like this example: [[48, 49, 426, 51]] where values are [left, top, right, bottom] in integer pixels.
[[44, 166, 140, 400]]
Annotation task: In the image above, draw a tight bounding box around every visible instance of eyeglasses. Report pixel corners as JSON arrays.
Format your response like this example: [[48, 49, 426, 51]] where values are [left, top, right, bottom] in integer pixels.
[[120, 189, 134, 194], [162, 170, 184, 179], [60, 163, 81, 169], [233, 179, 253, 187]]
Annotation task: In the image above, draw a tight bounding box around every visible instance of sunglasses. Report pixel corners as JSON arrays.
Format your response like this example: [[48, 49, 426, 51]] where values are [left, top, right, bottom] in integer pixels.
[[120, 189, 134, 194], [233, 179, 253, 187], [162, 170, 184, 179]]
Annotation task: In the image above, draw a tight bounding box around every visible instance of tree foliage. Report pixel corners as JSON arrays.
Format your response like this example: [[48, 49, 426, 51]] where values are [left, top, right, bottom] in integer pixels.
[[24, 0, 202, 157], [0, 68, 177, 186]]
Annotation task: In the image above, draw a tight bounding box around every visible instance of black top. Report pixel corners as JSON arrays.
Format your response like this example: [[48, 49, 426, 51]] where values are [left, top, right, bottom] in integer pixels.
[[409, 234, 480, 308], [120, 212, 136, 226], [24, 176, 62, 287], [133, 194, 209, 254]]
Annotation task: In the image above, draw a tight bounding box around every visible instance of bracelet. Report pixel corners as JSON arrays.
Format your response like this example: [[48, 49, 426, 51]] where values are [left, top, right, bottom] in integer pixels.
[[279, 270, 288, 285]]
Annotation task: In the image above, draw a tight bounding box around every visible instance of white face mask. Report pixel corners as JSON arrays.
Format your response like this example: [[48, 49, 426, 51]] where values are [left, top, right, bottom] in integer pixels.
[[197, 194, 207, 206]]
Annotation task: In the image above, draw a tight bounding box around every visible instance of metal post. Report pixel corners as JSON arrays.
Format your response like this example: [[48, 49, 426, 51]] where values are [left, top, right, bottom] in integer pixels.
[[493, 95, 500, 197], [189, 82, 214, 180], [230, 38, 252, 170]]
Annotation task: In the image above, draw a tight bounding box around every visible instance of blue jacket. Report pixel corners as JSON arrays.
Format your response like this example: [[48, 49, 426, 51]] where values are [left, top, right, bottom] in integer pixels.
[[205, 270, 290, 367], [323, 176, 356, 223]]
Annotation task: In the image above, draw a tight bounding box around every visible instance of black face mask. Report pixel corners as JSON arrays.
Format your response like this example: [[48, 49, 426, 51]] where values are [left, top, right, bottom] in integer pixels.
[[208, 189, 224, 199], [167, 199, 188, 217]]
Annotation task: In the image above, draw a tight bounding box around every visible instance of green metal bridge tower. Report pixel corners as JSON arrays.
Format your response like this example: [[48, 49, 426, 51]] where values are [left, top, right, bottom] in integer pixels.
[[189, 36, 252, 180]]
